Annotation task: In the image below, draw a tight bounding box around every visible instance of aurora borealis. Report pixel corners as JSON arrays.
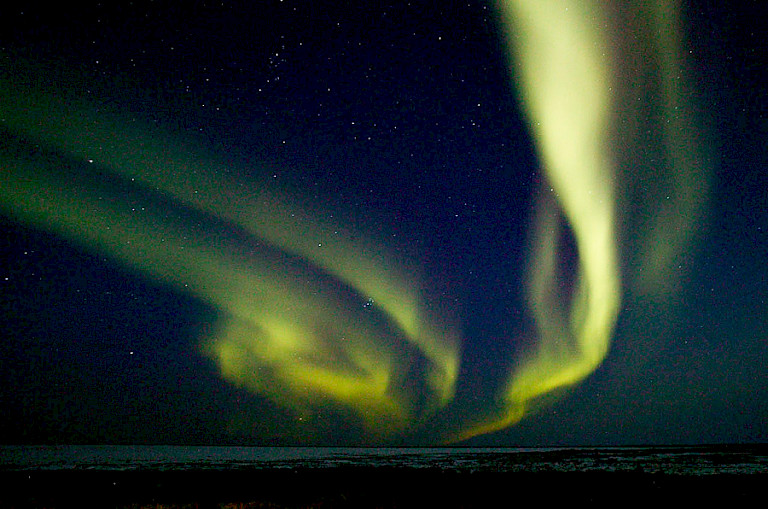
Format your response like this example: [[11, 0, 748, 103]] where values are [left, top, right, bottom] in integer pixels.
[[1, 80, 460, 437], [1, 1, 765, 446]]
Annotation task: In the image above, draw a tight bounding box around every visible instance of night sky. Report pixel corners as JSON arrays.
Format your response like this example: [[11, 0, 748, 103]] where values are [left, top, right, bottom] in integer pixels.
[[0, 0, 765, 446]]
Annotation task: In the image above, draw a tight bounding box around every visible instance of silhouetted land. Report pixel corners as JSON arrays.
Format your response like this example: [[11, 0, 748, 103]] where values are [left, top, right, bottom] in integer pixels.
[[0, 467, 764, 508]]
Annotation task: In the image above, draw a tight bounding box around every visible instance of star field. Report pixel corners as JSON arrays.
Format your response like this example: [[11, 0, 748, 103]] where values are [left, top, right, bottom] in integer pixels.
[[0, 0, 765, 446]]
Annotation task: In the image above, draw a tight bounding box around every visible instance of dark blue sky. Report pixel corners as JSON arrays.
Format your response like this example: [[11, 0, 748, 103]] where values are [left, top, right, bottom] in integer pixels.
[[0, 0, 765, 446]]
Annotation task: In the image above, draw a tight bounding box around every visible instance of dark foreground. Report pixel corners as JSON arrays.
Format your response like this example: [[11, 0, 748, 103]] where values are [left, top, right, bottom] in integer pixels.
[[0, 467, 765, 508]]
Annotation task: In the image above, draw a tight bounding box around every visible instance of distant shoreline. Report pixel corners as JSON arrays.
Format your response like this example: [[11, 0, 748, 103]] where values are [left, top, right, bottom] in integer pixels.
[[2, 443, 767, 474]]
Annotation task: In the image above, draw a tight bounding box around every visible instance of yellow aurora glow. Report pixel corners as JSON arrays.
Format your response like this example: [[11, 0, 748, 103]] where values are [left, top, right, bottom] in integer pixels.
[[0, 0, 704, 442], [454, 0, 620, 441], [0, 84, 459, 435], [453, 0, 705, 441]]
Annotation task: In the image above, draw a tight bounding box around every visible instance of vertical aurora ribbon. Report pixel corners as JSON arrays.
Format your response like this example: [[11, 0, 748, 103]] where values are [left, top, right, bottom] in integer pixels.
[[455, 0, 707, 441], [454, 0, 621, 441]]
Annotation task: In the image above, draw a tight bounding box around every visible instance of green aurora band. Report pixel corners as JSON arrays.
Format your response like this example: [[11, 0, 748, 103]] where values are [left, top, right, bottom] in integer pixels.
[[455, 0, 708, 441], [0, 0, 706, 442], [455, 0, 622, 441], [0, 86, 460, 437]]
